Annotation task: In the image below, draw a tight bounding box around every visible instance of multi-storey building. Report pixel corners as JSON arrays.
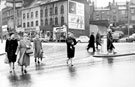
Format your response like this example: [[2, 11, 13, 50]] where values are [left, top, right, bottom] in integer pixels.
[[93, 0, 135, 27], [40, 0, 90, 40], [21, 0, 41, 35]]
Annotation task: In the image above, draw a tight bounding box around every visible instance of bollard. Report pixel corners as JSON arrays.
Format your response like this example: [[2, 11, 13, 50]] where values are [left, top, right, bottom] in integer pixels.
[[101, 35, 108, 54]]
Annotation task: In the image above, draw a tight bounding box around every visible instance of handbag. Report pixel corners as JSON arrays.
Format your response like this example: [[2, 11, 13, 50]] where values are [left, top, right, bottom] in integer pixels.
[[4, 54, 9, 64], [26, 48, 33, 54]]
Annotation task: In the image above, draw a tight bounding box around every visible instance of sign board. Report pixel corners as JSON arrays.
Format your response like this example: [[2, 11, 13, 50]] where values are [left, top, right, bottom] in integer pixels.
[[6, 0, 23, 7], [68, 1, 85, 30]]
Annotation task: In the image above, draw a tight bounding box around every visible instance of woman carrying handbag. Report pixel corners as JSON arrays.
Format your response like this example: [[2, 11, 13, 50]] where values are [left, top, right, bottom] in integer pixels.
[[16, 33, 32, 74]]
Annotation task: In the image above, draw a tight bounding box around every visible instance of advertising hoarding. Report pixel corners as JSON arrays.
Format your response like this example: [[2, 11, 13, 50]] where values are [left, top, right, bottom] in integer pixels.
[[68, 1, 85, 30]]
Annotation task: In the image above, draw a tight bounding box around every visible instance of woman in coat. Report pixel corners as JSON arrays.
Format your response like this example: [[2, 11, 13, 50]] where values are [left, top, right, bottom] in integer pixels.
[[96, 32, 101, 50], [5, 33, 18, 73], [33, 34, 43, 64], [107, 29, 115, 54], [66, 32, 77, 66], [16, 33, 32, 74], [87, 32, 95, 53]]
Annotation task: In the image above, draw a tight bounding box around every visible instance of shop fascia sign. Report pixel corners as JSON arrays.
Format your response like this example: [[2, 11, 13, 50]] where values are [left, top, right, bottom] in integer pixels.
[[53, 25, 67, 32]]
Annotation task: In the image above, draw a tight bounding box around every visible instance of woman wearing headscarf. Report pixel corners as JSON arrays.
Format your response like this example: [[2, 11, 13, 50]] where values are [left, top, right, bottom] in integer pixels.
[[66, 32, 77, 66], [5, 33, 18, 73], [16, 33, 32, 74], [33, 34, 43, 64]]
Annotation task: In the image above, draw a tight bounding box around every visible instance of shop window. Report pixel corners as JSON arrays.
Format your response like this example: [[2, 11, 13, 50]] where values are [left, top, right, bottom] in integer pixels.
[[61, 5, 64, 14], [61, 16, 64, 26]]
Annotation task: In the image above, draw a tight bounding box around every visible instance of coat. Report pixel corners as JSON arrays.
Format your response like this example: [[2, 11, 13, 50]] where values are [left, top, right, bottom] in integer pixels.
[[96, 33, 101, 45], [88, 34, 95, 47], [33, 38, 42, 58], [17, 40, 31, 66], [5, 39, 18, 63], [107, 32, 115, 51], [66, 37, 77, 58]]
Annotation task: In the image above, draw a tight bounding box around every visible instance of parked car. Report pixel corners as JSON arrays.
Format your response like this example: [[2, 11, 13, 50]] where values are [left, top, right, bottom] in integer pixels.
[[76, 36, 89, 43]]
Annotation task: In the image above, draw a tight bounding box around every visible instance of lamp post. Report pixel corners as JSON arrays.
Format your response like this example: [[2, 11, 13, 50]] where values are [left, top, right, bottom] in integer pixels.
[[127, 2, 130, 39]]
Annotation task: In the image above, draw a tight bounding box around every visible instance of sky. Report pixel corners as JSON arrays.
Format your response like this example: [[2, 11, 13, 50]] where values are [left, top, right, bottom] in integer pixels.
[[95, 0, 130, 7]]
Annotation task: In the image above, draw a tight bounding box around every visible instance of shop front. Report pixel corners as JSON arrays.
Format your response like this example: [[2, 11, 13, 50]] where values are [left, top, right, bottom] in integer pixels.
[[53, 25, 67, 42], [40, 25, 53, 41]]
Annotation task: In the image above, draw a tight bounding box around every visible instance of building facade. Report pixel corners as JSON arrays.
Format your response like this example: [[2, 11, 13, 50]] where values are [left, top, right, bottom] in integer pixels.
[[93, 1, 135, 27]]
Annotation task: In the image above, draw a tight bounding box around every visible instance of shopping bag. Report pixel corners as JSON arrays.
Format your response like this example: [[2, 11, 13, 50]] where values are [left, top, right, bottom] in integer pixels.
[[4, 54, 9, 64]]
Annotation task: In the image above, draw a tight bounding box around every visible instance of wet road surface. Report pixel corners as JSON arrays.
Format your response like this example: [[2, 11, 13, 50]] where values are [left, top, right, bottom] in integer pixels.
[[0, 43, 135, 87]]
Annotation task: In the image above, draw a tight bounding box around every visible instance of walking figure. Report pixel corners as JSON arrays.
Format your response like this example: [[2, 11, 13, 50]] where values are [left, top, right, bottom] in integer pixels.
[[5, 33, 18, 73], [107, 29, 115, 54], [16, 33, 32, 74], [33, 34, 43, 64], [87, 32, 95, 53], [96, 32, 101, 50], [66, 32, 77, 66]]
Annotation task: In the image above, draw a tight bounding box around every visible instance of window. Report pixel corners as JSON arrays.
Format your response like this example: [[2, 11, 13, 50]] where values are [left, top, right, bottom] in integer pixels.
[[41, 20, 43, 26], [55, 7, 58, 15], [45, 8, 48, 17], [45, 19, 48, 25], [23, 23, 25, 28], [61, 5, 64, 14], [40, 10, 43, 17], [31, 21, 34, 27], [27, 13, 29, 19], [61, 16, 64, 25], [131, 9, 135, 14], [36, 21, 38, 26], [31, 12, 33, 18], [55, 17, 58, 25], [27, 22, 30, 27], [50, 7, 53, 16], [36, 11, 38, 18], [23, 13, 25, 19], [50, 18, 53, 25]]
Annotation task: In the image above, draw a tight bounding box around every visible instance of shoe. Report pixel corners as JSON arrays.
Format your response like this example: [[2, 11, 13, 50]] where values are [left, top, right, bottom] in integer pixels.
[[9, 70, 12, 73], [24, 70, 27, 74], [38, 60, 40, 64]]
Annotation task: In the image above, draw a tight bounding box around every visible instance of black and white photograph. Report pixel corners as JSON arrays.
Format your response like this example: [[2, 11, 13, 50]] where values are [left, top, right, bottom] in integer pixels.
[[0, 0, 135, 87]]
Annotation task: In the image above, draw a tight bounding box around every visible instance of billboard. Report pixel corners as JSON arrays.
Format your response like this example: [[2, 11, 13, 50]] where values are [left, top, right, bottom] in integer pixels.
[[68, 1, 85, 30]]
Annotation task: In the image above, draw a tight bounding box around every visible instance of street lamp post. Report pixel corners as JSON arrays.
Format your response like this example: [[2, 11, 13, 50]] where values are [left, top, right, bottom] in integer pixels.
[[127, 2, 130, 39]]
